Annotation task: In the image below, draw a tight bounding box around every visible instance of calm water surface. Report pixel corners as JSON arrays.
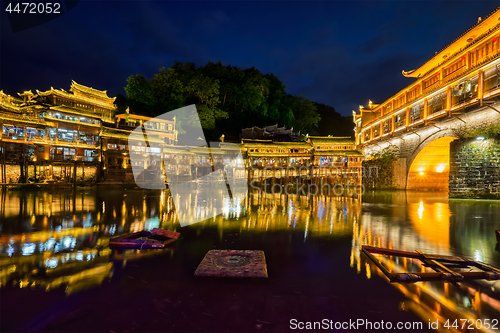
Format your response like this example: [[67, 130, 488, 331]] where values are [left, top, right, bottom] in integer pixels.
[[0, 188, 499, 331]]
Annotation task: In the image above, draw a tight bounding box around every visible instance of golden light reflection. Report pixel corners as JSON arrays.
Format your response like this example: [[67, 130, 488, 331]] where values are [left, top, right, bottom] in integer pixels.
[[408, 196, 450, 248], [417, 201, 424, 219]]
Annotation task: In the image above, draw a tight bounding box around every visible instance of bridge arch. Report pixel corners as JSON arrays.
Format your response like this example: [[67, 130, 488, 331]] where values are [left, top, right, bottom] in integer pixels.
[[406, 129, 458, 190]]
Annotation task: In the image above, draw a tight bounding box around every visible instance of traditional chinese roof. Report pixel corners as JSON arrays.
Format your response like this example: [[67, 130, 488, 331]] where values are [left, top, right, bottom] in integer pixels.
[[0, 112, 50, 127], [402, 7, 500, 79], [163, 146, 193, 154], [219, 142, 244, 151], [115, 113, 175, 123], [242, 139, 311, 149], [70, 80, 114, 101], [37, 85, 115, 111], [50, 141, 101, 150], [247, 152, 312, 157], [101, 127, 165, 145], [313, 150, 363, 157], [50, 105, 102, 120], [307, 136, 355, 145], [0, 91, 23, 113]]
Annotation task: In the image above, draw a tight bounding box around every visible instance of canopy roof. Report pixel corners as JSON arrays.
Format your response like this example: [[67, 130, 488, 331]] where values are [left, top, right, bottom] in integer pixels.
[[402, 7, 500, 79]]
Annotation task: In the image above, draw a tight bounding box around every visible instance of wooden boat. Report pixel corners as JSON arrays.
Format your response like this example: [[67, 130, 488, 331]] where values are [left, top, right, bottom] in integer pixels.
[[151, 228, 180, 239], [362, 245, 500, 283], [496, 230, 500, 242], [109, 229, 179, 250]]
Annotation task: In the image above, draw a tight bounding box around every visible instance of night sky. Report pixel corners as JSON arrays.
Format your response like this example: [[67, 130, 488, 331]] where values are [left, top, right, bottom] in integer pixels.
[[1, 1, 500, 116]]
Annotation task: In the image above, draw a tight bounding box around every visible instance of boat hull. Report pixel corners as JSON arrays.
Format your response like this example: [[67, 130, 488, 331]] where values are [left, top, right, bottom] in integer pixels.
[[109, 231, 176, 250]]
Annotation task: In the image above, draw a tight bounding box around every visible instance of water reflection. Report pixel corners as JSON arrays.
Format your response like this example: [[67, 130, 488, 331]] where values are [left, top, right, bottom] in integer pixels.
[[354, 191, 500, 332], [0, 188, 499, 330]]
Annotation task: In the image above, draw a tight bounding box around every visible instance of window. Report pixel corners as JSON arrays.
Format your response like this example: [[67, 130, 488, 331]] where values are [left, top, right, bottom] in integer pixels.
[[79, 131, 99, 144], [472, 36, 500, 66], [443, 57, 466, 78], [407, 85, 420, 102], [395, 111, 406, 129], [363, 131, 370, 141], [484, 64, 500, 92], [2, 126, 24, 140], [383, 119, 391, 134], [393, 94, 405, 109], [423, 73, 440, 91], [383, 102, 392, 114], [451, 75, 478, 107], [58, 129, 77, 143], [409, 102, 424, 124], [428, 91, 447, 116]]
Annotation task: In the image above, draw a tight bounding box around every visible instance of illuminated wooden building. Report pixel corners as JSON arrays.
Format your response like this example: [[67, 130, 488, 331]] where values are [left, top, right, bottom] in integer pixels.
[[307, 136, 363, 183], [101, 110, 178, 181], [243, 139, 312, 166], [241, 138, 362, 183], [354, 7, 500, 146], [1, 81, 360, 186], [0, 81, 116, 183]]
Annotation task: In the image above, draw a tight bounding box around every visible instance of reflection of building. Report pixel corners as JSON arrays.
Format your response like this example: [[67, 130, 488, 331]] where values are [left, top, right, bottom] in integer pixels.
[[351, 191, 500, 333]]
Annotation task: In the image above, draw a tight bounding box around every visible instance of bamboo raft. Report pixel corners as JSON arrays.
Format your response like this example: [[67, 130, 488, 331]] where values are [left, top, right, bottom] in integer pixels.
[[362, 245, 500, 283], [109, 228, 180, 250]]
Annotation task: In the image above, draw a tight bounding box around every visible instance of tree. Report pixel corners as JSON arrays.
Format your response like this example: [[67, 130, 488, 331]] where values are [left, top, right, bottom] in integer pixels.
[[123, 61, 343, 139], [124, 75, 153, 115], [290, 95, 321, 134], [264, 73, 292, 127], [315, 103, 354, 138], [113, 93, 128, 114], [185, 74, 228, 132], [150, 67, 184, 115]]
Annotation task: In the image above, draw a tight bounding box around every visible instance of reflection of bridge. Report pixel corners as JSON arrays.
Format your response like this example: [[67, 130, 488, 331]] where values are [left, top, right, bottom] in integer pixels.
[[352, 191, 500, 329], [354, 8, 500, 190]]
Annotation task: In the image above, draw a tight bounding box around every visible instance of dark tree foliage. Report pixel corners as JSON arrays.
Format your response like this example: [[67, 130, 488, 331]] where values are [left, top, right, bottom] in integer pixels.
[[123, 75, 153, 115], [314, 103, 355, 138], [122, 61, 349, 140], [114, 93, 128, 113]]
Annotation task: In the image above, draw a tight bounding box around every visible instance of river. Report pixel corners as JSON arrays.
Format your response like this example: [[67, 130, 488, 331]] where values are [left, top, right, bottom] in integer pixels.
[[0, 187, 499, 332]]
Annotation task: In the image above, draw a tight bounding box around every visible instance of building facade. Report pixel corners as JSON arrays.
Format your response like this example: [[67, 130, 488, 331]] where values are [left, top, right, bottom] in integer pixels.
[[1, 81, 362, 186]]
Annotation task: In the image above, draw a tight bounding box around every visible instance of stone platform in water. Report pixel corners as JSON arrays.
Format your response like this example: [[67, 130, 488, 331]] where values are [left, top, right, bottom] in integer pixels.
[[194, 250, 268, 278]]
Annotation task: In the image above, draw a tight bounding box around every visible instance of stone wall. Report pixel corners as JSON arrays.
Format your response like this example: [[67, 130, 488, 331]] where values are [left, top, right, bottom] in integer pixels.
[[449, 137, 500, 199], [362, 158, 406, 190]]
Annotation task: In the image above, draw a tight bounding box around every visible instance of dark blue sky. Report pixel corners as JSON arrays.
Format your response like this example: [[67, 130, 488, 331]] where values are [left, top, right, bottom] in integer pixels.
[[1, 1, 500, 116]]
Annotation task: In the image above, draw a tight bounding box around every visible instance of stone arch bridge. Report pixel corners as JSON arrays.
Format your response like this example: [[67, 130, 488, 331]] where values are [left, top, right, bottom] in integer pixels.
[[362, 104, 500, 190]]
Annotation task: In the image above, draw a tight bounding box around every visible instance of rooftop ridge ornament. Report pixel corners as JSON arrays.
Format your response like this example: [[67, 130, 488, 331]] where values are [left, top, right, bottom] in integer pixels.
[[17, 90, 37, 105]]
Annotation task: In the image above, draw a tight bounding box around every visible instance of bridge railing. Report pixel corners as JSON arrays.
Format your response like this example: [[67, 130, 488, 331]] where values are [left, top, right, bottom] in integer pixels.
[[359, 55, 500, 145]]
